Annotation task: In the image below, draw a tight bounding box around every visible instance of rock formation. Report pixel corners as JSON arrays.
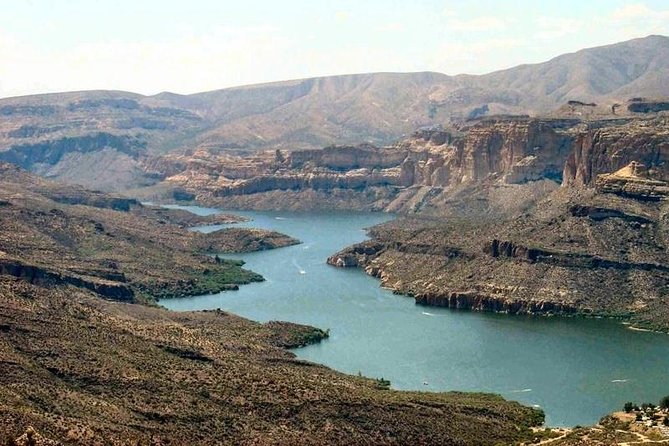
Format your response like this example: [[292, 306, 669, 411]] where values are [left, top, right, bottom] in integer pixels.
[[595, 161, 669, 201], [145, 115, 669, 216]]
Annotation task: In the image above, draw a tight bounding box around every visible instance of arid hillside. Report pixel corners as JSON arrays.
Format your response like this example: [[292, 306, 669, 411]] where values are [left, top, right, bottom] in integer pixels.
[[0, 162, 302, 302], [0, 164, 544, 445]]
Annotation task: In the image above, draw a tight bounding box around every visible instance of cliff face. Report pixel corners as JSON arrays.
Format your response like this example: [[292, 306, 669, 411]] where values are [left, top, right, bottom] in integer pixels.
[[383, 118, 576, 213], [148, 145, 407, 210], [563, 116, 669, 185], [149, 115, 669, 214]]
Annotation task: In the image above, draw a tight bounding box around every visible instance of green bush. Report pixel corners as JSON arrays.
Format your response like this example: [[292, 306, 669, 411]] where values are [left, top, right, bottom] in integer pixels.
[[624, 401, 635, 413]]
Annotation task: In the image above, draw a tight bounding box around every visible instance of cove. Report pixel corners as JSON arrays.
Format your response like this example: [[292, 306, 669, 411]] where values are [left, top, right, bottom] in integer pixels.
[[160, 205, 669, 427]]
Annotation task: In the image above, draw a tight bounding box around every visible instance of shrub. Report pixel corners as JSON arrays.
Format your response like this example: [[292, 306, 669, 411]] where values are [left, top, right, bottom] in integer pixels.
[[375, 378, 391, 390], [660, 395, 669, 409], [624, 402, 635, 413]]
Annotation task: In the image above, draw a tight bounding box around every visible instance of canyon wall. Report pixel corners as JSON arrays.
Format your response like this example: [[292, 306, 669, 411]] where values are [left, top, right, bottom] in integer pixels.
[[151, 114, 669, 212], [563, 116, 669, 185]]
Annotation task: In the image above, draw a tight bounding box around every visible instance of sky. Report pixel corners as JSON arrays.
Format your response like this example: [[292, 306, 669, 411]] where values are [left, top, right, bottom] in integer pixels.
[[0, 0, 668, 98]]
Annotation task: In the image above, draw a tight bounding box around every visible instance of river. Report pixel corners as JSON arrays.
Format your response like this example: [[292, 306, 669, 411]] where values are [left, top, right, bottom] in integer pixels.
[[160, 205, 669, 427]]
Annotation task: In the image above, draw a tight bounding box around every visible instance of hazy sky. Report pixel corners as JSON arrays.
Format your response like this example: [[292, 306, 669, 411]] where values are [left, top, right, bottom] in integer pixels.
[[1, 0, 668, 98]]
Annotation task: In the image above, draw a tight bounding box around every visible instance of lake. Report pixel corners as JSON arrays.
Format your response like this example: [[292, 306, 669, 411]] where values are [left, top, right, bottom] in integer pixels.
[[160, 205, 669, 427]]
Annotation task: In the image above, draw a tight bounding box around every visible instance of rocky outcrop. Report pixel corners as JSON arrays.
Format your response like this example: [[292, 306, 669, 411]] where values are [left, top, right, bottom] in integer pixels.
[[452, 118, 573, 184], [485, 239, 669, 272], [414, 290, 578, 315], [627, 98, 669, 114], [568, 204, 653, 223], [327, 241, 385, 267], [212, 169, 402, 197], [0, 258, 134, 302], [563, 117, 669, 186], [594, 162, 669, 201], [485, 239, 547, 262]]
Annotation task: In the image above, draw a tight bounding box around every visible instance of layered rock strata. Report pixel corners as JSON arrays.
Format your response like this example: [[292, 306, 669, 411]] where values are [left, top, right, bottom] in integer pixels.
[[151, 115, 669, 214], [328, 184, 669, 330]]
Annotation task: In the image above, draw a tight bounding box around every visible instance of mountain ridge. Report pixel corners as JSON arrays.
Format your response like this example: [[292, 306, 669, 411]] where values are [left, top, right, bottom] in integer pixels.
[[0, 35, 668, 191]]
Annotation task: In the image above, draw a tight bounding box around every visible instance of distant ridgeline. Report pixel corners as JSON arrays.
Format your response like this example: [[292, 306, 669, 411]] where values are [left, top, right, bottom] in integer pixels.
[[0, 35, 667, 191]]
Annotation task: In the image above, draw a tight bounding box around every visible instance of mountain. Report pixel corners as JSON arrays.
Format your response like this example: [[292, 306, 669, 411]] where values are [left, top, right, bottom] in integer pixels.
[[457, 34, 669, 112], [0, 35, 667, 191]]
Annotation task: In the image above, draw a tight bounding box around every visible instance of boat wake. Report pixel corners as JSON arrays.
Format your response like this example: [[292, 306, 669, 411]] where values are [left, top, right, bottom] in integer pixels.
[[292, 258, 306, 274], [611, 379, 629, 383]]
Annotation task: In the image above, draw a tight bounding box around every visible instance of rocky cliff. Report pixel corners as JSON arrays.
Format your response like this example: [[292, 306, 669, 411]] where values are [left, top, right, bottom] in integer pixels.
[[146, 113, 669, 215], [563, 116, 669, 186]]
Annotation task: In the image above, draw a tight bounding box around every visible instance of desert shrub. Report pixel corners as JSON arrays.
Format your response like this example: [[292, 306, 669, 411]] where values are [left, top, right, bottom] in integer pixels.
[[660, 395, 669, 409], [375, 378, 391, 390]]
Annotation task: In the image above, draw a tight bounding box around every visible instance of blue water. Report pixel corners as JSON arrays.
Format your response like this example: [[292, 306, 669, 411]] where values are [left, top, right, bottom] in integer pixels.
[[161, 205, 669, 427]]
